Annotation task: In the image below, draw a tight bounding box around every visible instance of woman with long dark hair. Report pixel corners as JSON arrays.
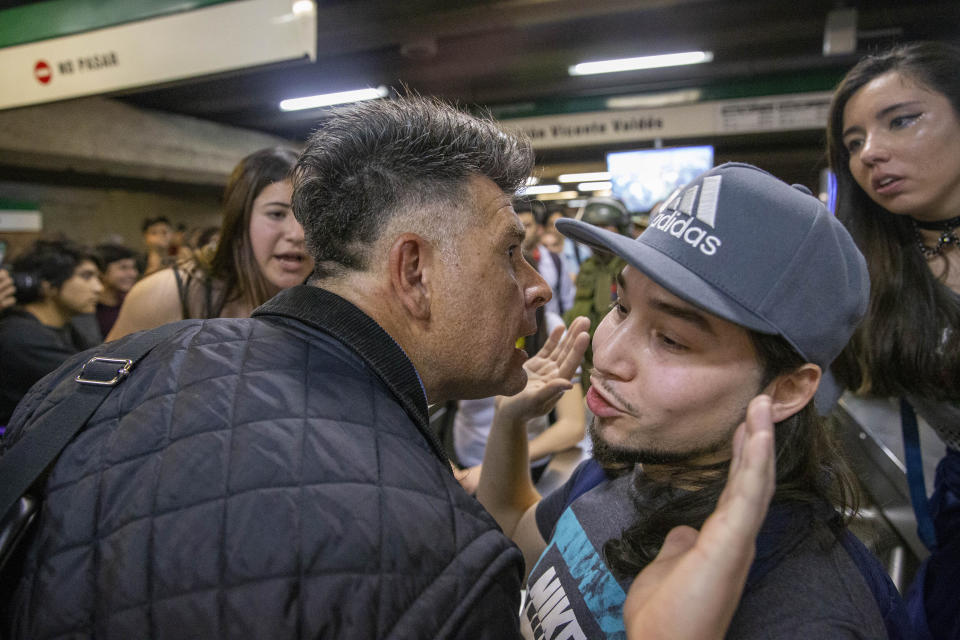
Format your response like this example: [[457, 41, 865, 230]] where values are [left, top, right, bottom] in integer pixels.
[[828, 41, 960, 639], [107, 147, 313, 339]]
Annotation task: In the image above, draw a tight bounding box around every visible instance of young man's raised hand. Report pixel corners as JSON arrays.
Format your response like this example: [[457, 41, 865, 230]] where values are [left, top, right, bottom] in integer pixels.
[[624, 395, 776, 640]]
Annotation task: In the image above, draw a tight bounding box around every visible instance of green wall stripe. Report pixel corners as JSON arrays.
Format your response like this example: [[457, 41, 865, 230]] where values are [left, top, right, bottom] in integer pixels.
[[0, 0, 233, 49], [490, 70, 844, 120]]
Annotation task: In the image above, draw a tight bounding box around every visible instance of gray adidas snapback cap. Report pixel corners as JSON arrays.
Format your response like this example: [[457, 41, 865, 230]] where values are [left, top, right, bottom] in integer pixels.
[[556, 162, 869, 413]]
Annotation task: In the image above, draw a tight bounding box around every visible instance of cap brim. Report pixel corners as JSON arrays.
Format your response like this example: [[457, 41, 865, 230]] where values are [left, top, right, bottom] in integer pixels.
[[556, 218, 778, 336]]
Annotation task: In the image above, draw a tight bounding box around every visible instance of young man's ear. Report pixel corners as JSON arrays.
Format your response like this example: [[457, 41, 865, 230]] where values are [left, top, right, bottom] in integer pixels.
[[762, 364, 821, 423], [388, 233, 434, 320]]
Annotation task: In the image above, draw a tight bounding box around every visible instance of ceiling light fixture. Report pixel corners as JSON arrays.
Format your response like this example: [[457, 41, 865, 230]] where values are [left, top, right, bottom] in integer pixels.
[[279, 86, 389, 111], [606, 89, 703, 110], [578, 181, 613, 192], [536, 191, 580, 201], [518, 184, 561, 195], [569, 51, 713, 76], [558, 171, 610, 183], [291, 0, 315, 15]]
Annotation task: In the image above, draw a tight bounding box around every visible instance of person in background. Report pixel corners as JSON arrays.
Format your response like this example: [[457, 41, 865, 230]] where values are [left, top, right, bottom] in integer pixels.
[[547, 207, 592, 280], [107, 147, 314, 341], [94, 243, 139, 338], [137, 215, 174, 276], [540, 228, 565, 256], [828, 41, 960, 640], [0, 239, 102, 426], [0, 268, 15, 312], [564, 196, 630, 391], [517, 198, 575, 317]]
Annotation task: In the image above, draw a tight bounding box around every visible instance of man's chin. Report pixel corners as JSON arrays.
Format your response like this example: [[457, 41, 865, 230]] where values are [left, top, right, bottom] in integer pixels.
[[498, 367, 528, 397]]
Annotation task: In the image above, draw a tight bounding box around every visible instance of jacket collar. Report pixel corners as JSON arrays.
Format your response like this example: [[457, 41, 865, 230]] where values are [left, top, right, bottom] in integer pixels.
[[252, 286, 446, 464]]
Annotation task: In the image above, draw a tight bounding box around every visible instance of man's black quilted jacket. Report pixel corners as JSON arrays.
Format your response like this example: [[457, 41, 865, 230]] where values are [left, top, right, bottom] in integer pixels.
[[0, 286, 524, 639]]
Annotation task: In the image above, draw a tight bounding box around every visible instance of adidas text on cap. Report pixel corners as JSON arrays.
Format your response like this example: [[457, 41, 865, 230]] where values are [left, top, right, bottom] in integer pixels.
[[555, 162, 869, 412]]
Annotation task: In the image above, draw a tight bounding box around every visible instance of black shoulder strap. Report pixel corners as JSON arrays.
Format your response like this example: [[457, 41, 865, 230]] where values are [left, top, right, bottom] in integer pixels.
[[171, 267, 192, 320], [0, 322, 183, 520]]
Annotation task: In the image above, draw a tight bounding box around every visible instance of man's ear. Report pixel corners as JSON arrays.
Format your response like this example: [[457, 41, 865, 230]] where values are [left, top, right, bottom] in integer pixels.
[[388, 233, 434, 320], [762, 363, 821, 423]]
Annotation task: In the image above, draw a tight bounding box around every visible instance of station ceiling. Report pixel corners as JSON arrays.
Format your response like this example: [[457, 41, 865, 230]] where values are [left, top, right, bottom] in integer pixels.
[[100, 0, 960, 146]]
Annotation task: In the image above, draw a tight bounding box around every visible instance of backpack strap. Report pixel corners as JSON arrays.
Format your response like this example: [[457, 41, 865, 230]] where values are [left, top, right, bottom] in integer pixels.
[[0, 322, 184, 522], [901, 397, 938, 550], [547, 249, 565, 315]]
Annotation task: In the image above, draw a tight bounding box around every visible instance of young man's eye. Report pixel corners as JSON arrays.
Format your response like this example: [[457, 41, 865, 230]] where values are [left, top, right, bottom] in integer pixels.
[[608, 299, 628, 315], [657, 332, 688, 351]]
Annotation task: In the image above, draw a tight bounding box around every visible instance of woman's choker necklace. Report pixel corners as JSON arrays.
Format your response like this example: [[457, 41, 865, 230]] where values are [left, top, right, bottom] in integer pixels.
[[912, 216, 960, 259]]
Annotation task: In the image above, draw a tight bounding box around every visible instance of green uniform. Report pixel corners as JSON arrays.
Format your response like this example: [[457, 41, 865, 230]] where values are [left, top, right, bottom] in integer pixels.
[[564, 254, 625, 391]]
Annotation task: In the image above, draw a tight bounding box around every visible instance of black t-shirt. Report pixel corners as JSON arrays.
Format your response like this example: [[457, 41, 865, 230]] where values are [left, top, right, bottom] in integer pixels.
[[0, 308, 96, 426]]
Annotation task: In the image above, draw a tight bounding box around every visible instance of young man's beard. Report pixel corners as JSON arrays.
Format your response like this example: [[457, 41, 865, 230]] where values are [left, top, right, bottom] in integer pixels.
[[588, 417, 734, 469]]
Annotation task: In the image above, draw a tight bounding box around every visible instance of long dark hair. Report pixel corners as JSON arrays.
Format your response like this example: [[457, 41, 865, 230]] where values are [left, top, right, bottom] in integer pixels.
[[201, 147, 299, 314], [603, 331, 860, 578], [827, 42, 960, 400]]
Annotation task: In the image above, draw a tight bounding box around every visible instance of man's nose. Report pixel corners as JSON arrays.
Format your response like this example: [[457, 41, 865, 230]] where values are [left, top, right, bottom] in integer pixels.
[[523, 260, 551, 309]]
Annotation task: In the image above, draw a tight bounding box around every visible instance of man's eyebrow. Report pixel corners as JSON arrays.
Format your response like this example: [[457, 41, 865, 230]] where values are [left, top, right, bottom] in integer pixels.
[[651, 299, 716, 335], [504, 222, 525, 244], [617, 271, 717, 335], [842, 100, 924, 138]]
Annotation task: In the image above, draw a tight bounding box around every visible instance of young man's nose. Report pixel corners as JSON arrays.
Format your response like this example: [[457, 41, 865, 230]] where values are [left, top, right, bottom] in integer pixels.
[[591, 314, 636, 381]]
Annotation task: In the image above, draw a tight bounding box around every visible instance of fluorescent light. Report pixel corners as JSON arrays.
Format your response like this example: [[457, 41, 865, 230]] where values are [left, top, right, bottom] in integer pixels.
[[536, 191, 579, 201], [525, 176, 540, 186], [578, 181, 613, 191], [280, 86, 388, 111], [558, 171, 610, 183], [569, 51, 713, 76], [606, 89, 702, 109], [518, 184, 561, 195], [291, 0, 314, 15]]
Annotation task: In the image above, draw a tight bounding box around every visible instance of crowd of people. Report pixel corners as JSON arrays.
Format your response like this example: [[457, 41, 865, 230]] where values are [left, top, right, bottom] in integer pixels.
[[0, 41, 957, 639]]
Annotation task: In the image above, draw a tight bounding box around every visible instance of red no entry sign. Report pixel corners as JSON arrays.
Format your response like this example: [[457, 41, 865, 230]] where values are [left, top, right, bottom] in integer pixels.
[[34, 60, 51, 84]]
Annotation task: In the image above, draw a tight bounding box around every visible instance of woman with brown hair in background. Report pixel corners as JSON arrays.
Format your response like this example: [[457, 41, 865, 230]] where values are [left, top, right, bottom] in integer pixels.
[[828, 41, 960, 639], [107, 147, 313, 340]]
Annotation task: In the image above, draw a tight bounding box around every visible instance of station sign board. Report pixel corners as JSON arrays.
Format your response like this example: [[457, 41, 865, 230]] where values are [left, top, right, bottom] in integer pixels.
[[0, 0, 317, 110], [500, 92, 833, 148]]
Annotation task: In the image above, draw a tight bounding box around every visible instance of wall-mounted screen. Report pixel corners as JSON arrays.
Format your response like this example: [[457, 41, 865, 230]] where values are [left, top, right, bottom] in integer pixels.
[[606, 145, 714, 213]]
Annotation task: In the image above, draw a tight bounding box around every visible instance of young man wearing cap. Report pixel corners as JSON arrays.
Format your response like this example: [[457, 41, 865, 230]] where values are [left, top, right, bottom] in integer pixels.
[[478, 163, 908, 638]]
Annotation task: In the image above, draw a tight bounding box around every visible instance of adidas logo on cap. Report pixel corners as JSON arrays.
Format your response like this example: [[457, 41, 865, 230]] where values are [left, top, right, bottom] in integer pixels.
[[649, 175, 723, 256]]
